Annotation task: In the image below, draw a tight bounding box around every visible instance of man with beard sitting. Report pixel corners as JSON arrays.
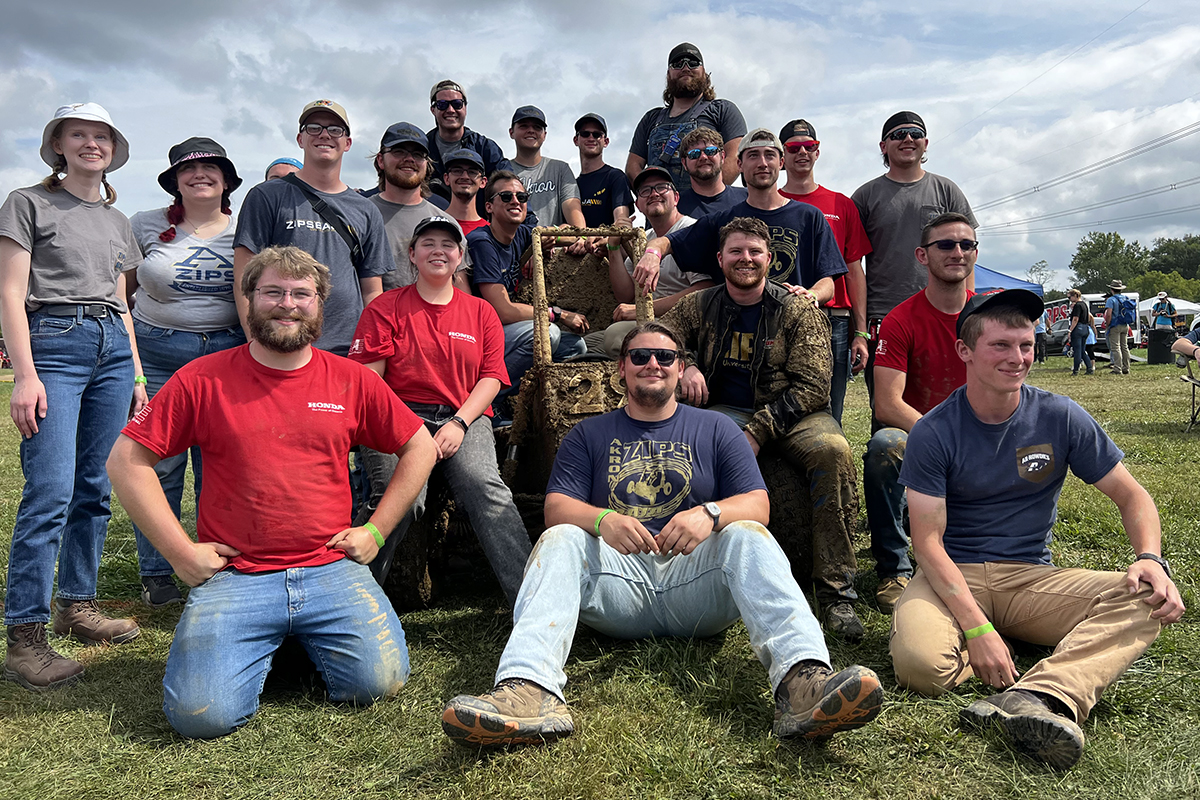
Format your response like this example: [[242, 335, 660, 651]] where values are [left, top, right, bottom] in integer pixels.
[[107, 246, 437, 739]]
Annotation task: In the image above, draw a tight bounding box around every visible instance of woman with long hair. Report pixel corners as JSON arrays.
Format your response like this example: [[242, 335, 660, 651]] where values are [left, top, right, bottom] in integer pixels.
[[0, 103, 145, 691], [125, 138, 246, 607]]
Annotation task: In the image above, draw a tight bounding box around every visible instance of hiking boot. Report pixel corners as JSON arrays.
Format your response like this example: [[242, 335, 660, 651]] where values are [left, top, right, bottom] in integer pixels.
[[442, 678, 574, 747], [960, 689, 1085, 770], [773, 661, 884, 739], [875, 575, 910, 615], [819, 601, 864, 641], [52, 599, 140, 645], [141, 575, 184, 609], [4, 623, 84, 692]]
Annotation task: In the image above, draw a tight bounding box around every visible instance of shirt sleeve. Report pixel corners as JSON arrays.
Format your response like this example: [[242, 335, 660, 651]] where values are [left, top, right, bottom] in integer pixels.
[[479, 301, 511, 388], [120, 370, 199, 460], [348, 294, 397, 363], [232, 183, 273, 254], [557, 162, 580, 203], [945, 180, 977, 228], [873, 307, 915, 373], [0, 191, 35, 252], [810, 207, 848, 282], [1064, 398, 1124, 484], [838, 195, 872, 263], [468, 233, 504, 286], [629, 109, 657, 161], [667, 213, 722, 280], [712, 413, 767, 497], [357, 202, 397, 279], [545, 421, 598, 504], [709, 100, 747, 142], [897, 415, 951, 498], [610, 169, 633, 209], [355, 368, 425, 454]]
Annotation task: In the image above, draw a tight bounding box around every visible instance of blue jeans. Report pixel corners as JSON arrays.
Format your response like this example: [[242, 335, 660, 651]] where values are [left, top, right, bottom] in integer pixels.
[[131, 321, 245, 576], [162, 558, 409, 739], [498, 320, 586, 406], [495, 523, 829, 700], [828, 313, 851, 427], [1071, 327, 1092, 373], [5, 311, 133, 625], [863, 427, 911, 580]]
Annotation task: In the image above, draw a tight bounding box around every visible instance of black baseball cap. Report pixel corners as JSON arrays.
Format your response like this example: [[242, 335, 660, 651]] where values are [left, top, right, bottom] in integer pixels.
[[882, 111, 926, 140], [443, 148, 484, 169], [511, 105, 547, 126], [779, 119, 817, 142], [956, 289, 1045, 340], [380, 122, 427, 152], [632, 165, 675, 192], [411, 215, 465, 245], [669, 43, 703, 66]]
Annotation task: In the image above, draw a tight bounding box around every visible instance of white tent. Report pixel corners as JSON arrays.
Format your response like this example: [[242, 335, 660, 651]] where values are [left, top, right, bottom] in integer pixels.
[[1139, 296, 1200, 316]]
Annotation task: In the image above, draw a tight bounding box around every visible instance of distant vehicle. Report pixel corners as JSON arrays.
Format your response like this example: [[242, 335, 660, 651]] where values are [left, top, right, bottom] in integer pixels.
[[1043, 292, 1140, 351], [1045, 318, 1072, 355]]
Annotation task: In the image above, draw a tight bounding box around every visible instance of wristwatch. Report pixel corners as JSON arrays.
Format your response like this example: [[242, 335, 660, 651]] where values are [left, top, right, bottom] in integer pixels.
[[1135, 552, 1172, 578], [702, 502, 721, 530]]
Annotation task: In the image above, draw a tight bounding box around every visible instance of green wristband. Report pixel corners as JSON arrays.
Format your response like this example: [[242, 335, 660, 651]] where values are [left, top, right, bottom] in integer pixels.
[[363, 521, 385, 548], [134, 375, 148, 385], [853, 330, 870, 339], [606, 243, 622, 251], [593, 509, 614, 537], [963, 621, 995, 640]]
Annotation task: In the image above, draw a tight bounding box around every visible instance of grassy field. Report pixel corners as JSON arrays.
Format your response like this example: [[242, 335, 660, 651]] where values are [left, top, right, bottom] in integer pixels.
[[1, 356, 1198, 800]]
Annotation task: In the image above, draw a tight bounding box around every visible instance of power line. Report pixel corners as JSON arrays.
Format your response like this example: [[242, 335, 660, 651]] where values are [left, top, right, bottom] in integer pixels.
[[977, 175, 1200, 229], [982, 201, 1200, 236]]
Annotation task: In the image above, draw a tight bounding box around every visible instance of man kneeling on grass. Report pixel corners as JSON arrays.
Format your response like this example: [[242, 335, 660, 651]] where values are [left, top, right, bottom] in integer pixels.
[[892, 289, 1184, 769], [441, 321, 883, 747], [107, 246, 437, 739]]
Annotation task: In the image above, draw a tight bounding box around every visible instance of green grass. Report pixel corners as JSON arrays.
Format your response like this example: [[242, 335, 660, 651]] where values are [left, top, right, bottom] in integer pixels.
[[2, 356, 1199, 799]]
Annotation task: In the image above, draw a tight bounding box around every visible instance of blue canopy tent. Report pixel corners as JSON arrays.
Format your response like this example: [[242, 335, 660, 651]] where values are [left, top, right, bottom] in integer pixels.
[[974, 264, 1044, 297]]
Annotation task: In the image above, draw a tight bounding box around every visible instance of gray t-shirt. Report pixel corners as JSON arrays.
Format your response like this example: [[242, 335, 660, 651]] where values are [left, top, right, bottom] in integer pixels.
[[0, 185, 141, 313], [233, 177, 394, 357], [128, 208, 239, 331], [512, 158, 580, 228], [369, 196, 469, 291], [622, 216, 706, 298], [851, 171, 976, 320]]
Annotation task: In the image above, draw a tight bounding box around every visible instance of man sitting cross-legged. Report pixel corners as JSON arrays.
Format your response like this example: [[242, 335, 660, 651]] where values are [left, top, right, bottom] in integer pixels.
[[441, 321, 883, 747]]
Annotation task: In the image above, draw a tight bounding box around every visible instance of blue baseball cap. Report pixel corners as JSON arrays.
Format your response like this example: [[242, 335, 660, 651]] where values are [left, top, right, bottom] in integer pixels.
[[443, 148, 484, 169], [380, 122, 427, 152], [264, 157, 302, 180], [574, 113, 607, 134]]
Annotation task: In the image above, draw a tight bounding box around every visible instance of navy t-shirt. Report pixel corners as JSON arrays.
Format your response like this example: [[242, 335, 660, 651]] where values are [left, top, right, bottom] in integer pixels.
[[676, 186, 748, 219], [667, 200, 847, 287], [467, 223, 534, 300], [546, 404, 765, 535], [577, 165, 633, 228], [709, 302, 761, 409], [900, 385, 1124, 565]]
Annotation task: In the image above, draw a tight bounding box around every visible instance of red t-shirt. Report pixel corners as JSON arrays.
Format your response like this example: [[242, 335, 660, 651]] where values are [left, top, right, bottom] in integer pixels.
[[457, 218, 489, 236], [348, 286, 509, 414], [122, 346, 424, 572], [874, 289, 975, 415], [780, 186, 872, 310]]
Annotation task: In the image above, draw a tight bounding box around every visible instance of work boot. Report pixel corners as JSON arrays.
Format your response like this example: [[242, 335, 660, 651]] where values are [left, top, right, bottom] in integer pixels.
[[773, 660, 884, 739], [52, 599, 140, 645], [875, 575, 910, 614], [960, 689, 1085, 770], [442, 678, 574, 747], [4, 623, 85, 692], [141, 575, 184, 609], [819, 601, 864, 641]]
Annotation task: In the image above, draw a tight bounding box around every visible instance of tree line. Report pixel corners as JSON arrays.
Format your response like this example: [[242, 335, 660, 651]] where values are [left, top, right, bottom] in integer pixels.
[[1026, 232, 1200, 302]]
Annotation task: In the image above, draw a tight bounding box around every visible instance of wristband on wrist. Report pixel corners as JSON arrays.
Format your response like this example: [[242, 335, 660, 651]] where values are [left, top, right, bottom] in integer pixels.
[[363, 521, 385, 548], [134, 375, 148, 385], [593, 509, 614, 537], [606, 242, 622, 251], [963, 621, 995, 640], [854, 330, 870, 339], [645, 248, 662, 260], [451, 415, 470, 433]]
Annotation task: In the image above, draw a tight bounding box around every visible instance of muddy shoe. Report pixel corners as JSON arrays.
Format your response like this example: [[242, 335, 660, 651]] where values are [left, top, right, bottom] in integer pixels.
[[442, 678, 574, 747], [773, 661, 884, 739], [141, 575, 184, 609], [4, 623, 84, 692], [52, 599, 140, 645], [960, 689, 1084, 770], [819, 601, 864, 641], [875, 576, 910, 615]]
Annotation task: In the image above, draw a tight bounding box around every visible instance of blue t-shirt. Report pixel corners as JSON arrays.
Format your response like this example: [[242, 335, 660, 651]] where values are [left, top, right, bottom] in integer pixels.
[[667, 200, 847, 287], [900, 384, 1124, 565], [1106, 294, 1134, 326], [546, 404, 766, 535], [577, 164, 633, 228], [676, 186, 749, 219], [709, 302, 761, 410], [467, 223, 534, 300]]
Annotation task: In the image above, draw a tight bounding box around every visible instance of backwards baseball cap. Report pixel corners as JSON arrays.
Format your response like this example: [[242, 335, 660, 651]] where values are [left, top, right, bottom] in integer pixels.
[[668, 42, 703, 66], [779, 119, 817, 142], [444, 148, 484, 169], [632, 165, 675, 192], [575, 113, 607, 134], [411, 215, 465, 247], [430, 79, 466, 103], [737, 128, 784, 156], [511, 105, 547, 126], [882, 111, 925, 140], [157, 137, 242, 194], [956, 289, 1045, 340], [41, 103, 130, 172], [299, 99, 350, 132], [379, 122, 427, 153]]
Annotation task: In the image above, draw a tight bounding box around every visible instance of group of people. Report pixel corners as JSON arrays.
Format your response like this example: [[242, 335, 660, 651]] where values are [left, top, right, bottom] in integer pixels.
[[0, 41, 1187, 772]]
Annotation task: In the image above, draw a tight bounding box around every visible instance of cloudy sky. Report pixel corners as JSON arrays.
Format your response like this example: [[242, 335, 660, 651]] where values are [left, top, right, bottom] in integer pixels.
[[3, 0, 1199, 289]]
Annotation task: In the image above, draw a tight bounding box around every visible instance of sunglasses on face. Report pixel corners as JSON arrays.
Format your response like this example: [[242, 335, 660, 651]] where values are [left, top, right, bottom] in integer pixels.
[[685, 145, 721, 159], [784, 140, 820, 153], [433, 98, 466, 111], [669, 57, 702, 70], [885, 127, 926, 142], [301, 123, 348, 138], [923, 238, 979, 252], [491, 190, 530, 204], [576, 130, 605, 139], [627, 348, 682, 366]]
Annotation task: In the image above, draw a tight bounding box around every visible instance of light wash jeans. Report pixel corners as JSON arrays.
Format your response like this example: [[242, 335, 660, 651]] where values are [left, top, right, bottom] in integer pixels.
[[1071, 326, 1093, 374], [5, 310, 133, 625], [863, 427, 911, 580], [495, 523, 829, 700], [162, 558, 408, 739]]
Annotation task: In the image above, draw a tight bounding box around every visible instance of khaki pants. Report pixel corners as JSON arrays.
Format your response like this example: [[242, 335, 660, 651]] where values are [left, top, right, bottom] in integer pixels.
[[890, 562, 1163, 721]]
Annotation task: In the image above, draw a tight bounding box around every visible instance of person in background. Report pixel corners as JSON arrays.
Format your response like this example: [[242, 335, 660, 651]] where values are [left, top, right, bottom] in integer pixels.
[[1150, 291, 1177, 331], [574, 113, 632, 230], [1066, 288, 1096, 376], [674, 128, 748, 219], [264, 157, 302, 182], [442, 149, 490, 236], [1102, 278, 1132, 375], [425, 79, 511, 207], [1034, 309, 1048, 364]]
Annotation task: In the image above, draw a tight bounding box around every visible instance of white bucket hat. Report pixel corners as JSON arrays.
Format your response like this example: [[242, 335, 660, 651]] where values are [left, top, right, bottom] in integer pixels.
[[40, 103, 130, 172]]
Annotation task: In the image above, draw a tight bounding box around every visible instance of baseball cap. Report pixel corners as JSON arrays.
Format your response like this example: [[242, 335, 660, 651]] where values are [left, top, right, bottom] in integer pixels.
[[737, 128, 784, 156], [882, 111, 926, 140], [956, 289, 1045, 340], [668, 43, 703, 66], [411, 215, 465, 247], [299, 100, 350, 132], [779, 119, 817, 142], [575, 113, 607, 134], [41, 103, 130, 172], [511, 105, 547, 126], [264, 157, 303, 180], [430, 79, 467, 103], [632, 165, 675, 192], [379, 122, 427, 153], [157, 137, 242, 194], [444, 148, 484, 169]]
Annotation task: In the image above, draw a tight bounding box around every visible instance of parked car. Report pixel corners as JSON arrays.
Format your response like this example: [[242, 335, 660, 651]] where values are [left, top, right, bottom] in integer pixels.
[[1045, 318, 1072, 355]]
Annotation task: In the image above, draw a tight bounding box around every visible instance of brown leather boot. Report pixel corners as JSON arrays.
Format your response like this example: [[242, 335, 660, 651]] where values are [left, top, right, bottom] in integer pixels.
[[4, 623, 85, 691], [52, 599, 140, 645]]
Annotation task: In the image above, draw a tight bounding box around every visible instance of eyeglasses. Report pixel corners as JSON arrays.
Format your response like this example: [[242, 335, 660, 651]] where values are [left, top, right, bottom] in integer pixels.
[[255, 287, 318, 305], [784, 141, 820, 153], [885, 127, 925, 142], [637, 183, 674, 198], [447, 166, 482, 178], [627, 348, 682, 366], [922, 239, 979, 252], [433, 98, 466, 111], [300, 123, 348, 138], [576, 130, 605, 139], [685, 145, 721, 159], [669, 57, 702, 70], [385, 147, 425, 161], [491, 190, 530, 204]]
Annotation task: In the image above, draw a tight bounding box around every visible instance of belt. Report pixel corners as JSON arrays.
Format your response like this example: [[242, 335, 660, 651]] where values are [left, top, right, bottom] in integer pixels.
[[826, 308, 851, 317], [41, 304, 113, 318]]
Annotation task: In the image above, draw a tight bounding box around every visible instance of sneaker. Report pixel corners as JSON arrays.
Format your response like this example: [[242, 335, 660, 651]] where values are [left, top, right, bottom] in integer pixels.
[[960, 689, 1085, 770], [141, 575, 184, 608], [875, 575, 910, 615], [773, 661, 884, 739], [4, 623, 84, 692], [52, 600, 140, 645], [819, 601, 864, 641], [442, 678, 574, 747]]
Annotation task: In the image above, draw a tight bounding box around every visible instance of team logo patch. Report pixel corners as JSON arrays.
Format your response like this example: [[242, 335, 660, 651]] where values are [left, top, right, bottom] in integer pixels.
[[308, 401, 346, 414], [349, 339, 364, 356], [607, 438, 693, 520], [1016, 444, 1055, 484]]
